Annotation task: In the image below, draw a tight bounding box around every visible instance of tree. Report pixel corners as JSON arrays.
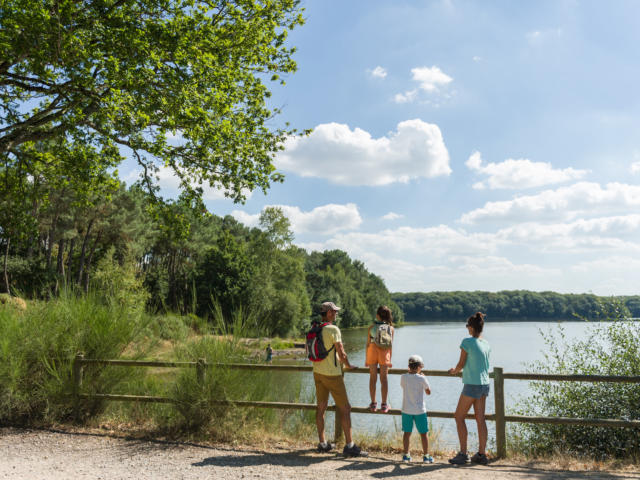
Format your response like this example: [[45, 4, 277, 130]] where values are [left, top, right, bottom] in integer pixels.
[[1, 0, 306, 202]]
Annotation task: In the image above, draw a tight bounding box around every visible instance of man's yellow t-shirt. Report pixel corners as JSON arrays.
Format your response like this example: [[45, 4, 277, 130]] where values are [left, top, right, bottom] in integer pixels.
[[312, 323, 343, 376]]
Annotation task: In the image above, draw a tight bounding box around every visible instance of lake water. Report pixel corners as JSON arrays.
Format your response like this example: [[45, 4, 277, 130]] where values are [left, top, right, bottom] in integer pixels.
[[277, 320, 599, 450]]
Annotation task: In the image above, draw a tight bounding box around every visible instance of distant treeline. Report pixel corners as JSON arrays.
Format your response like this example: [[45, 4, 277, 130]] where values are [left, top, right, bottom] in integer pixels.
[[2, 178, 402, 336], [391, 291, 640, 321]]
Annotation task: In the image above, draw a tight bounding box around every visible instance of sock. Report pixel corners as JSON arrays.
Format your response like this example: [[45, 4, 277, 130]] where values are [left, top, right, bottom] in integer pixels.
[[319, 441, 328, 447], [347, 442, 354, 448]]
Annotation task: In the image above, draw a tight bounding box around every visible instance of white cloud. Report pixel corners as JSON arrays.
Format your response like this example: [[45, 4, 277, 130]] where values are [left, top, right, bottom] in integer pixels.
[[302, 225, 500, 259], [495, 215, 640, 253], [277, 120, 451, 186], [472, 56, 483, 63], [411, 66, 453, 92], [394, 89, 418, 104], [231, 203, 362, 236], [631, 162, 640, 174], [382, 212, 404, 221], [230, 210, 260, 228], [460, 182, 640, 224], [394, 66, 453, 103], [369, 66, 387, 79], [465, 151, 589, 190]]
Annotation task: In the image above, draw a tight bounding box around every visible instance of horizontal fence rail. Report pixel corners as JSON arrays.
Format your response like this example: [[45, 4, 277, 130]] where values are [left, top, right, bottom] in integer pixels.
[[72, 354, 640, 458]]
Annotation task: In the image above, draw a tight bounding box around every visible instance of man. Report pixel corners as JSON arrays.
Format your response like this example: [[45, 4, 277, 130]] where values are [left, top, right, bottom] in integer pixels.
[[313, 301, 368, 457]]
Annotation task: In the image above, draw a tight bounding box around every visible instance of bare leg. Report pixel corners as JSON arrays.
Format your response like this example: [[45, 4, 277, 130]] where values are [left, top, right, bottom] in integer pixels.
[[453, 394, 475, 453], [420, 433, 429, 454], [368, 365, 378, 404], [473, 396, 488, 455], [403, 432, 411, 455], [336, 403, 353, 444], [380, 365, 389, 404], [316, 401, 328, 443]]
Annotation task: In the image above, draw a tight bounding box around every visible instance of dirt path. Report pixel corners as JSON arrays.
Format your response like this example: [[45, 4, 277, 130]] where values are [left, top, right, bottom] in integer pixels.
[[1, 428, 639, 480]]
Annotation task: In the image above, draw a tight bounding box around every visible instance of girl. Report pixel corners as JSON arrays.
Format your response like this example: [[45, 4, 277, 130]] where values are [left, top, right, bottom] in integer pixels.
[[448, 312, 491, 465], [366, 305, 394, 413]]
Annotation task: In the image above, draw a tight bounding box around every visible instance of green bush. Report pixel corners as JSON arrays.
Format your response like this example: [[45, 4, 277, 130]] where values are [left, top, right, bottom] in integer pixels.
[[515, 301, 640, 458], [91, 248, 149, 313], [0, 290, 149, 424], [165, 306, 310, 439]]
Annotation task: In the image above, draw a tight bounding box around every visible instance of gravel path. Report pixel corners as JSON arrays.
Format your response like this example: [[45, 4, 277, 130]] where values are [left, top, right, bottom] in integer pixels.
[[1, 428, 639, 480]]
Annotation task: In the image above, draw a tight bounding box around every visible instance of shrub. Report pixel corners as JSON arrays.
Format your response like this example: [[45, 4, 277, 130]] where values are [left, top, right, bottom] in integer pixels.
[[91, 248, 149, 313], [0, 290, 149, 424], [515, 300, 640, 458], [165, 305, 309, 439]]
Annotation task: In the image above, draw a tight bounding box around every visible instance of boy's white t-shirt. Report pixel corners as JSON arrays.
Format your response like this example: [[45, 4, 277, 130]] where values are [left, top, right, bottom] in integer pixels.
[[400, 373, 431, 415]]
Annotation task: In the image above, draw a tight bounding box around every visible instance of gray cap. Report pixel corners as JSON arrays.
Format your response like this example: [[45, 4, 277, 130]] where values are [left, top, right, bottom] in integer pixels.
[[408, 354, 423, 365], [320, 301, 341, 313]]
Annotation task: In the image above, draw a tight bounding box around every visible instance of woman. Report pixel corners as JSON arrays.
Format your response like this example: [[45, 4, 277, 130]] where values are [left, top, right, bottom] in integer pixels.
[[448, 312, 491, 465], [365, 306, 394, 413]]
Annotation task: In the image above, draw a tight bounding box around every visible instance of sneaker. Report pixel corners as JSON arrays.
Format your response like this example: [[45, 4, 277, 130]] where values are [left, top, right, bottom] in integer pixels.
[[368, 402, 377, 412], [402, 454, 411, 462], [343, 443, 369, 458], [470, 452, 488, 465], [317, 442, 334, 452], [448, 451, 470, 465], [423, 454, 434, 463], [380, 403, 390, 413]]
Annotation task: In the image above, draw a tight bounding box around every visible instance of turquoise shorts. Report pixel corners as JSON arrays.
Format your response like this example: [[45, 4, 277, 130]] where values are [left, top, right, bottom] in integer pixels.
[[401, 412, 429, 434]]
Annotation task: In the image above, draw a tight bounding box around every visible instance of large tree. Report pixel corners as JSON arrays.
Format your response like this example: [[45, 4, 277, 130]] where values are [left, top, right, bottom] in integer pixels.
[[0, 0, 304, 202]]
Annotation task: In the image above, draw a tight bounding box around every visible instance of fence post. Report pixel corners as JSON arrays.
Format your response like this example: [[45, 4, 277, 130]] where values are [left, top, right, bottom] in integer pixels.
[[73, 353, 84, 422], [493, 366, 507, 458], [196, 358, 207, 385]]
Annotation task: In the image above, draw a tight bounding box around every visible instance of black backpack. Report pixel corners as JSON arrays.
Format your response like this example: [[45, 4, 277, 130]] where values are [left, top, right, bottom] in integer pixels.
[[306, 322, 335, 364]]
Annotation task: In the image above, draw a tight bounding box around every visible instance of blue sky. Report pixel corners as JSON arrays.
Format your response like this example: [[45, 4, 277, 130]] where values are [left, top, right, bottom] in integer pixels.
[[125, 0, 640, 295]]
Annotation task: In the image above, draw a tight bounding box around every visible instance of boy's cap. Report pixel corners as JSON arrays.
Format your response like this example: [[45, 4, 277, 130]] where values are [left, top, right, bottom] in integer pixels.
[[320, 301, 341, 313], [408, 354, 423, 365]]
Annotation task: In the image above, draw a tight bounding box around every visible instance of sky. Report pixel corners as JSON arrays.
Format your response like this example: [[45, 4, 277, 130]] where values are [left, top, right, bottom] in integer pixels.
[[124, 0, 640, 295]]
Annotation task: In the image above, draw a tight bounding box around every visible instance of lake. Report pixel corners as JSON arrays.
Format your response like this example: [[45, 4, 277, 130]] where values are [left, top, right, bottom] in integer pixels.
[[278, 320, 600, 450]]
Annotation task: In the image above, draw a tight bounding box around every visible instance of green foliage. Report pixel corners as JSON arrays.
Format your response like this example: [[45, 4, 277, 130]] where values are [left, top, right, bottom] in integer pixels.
[[0, 290, 149, 424], [305, 250, 404, 328], [515, 300, 640, 458], [91, 248, 150, 313], [1, 0, 306, 203], [195, 231, 254, 319], [167, 306, 306, 437], [392, 290, 636, 321]]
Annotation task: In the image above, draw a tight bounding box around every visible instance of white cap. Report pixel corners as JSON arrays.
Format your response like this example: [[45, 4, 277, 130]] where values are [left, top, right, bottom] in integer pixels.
[[408, 354, 423, 365], [320, 301, 341, 313]]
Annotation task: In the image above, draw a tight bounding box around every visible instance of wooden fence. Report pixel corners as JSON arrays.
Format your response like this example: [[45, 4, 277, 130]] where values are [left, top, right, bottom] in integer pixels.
[[72, 354, 640, 458]]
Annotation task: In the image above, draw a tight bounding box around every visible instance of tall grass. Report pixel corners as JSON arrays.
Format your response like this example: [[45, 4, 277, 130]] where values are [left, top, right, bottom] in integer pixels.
[[0, 290, 314, 443], [160, 301, 313, 441], [0, 290, 150, 424]]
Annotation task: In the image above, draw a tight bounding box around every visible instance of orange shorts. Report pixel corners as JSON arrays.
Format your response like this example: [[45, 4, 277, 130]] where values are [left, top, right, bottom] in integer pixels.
[[313, 373, 350, 408], [365, 343, 392, 367]]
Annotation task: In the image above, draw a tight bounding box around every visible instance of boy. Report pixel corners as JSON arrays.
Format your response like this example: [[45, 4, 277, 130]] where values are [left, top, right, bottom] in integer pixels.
[[400, 354, 433, 463]]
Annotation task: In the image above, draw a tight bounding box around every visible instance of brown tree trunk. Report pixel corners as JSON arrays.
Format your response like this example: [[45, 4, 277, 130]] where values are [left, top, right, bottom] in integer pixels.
[[66, 237, 75, 282], [57, 238, 65, 277], [3, 237, 10, 294], [76, 218, 94, 285], [46, 228, 54, 270], [83, 231, 101, 293]]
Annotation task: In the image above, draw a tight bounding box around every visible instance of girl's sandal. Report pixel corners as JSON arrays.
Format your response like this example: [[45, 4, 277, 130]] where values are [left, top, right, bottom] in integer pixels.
[[368, 402, 377, 412], [380, 403, 390, 413]]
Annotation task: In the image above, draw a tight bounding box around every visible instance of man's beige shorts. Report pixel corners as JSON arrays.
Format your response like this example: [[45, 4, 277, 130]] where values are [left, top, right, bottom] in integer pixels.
[[313, 372, 349, 408]]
